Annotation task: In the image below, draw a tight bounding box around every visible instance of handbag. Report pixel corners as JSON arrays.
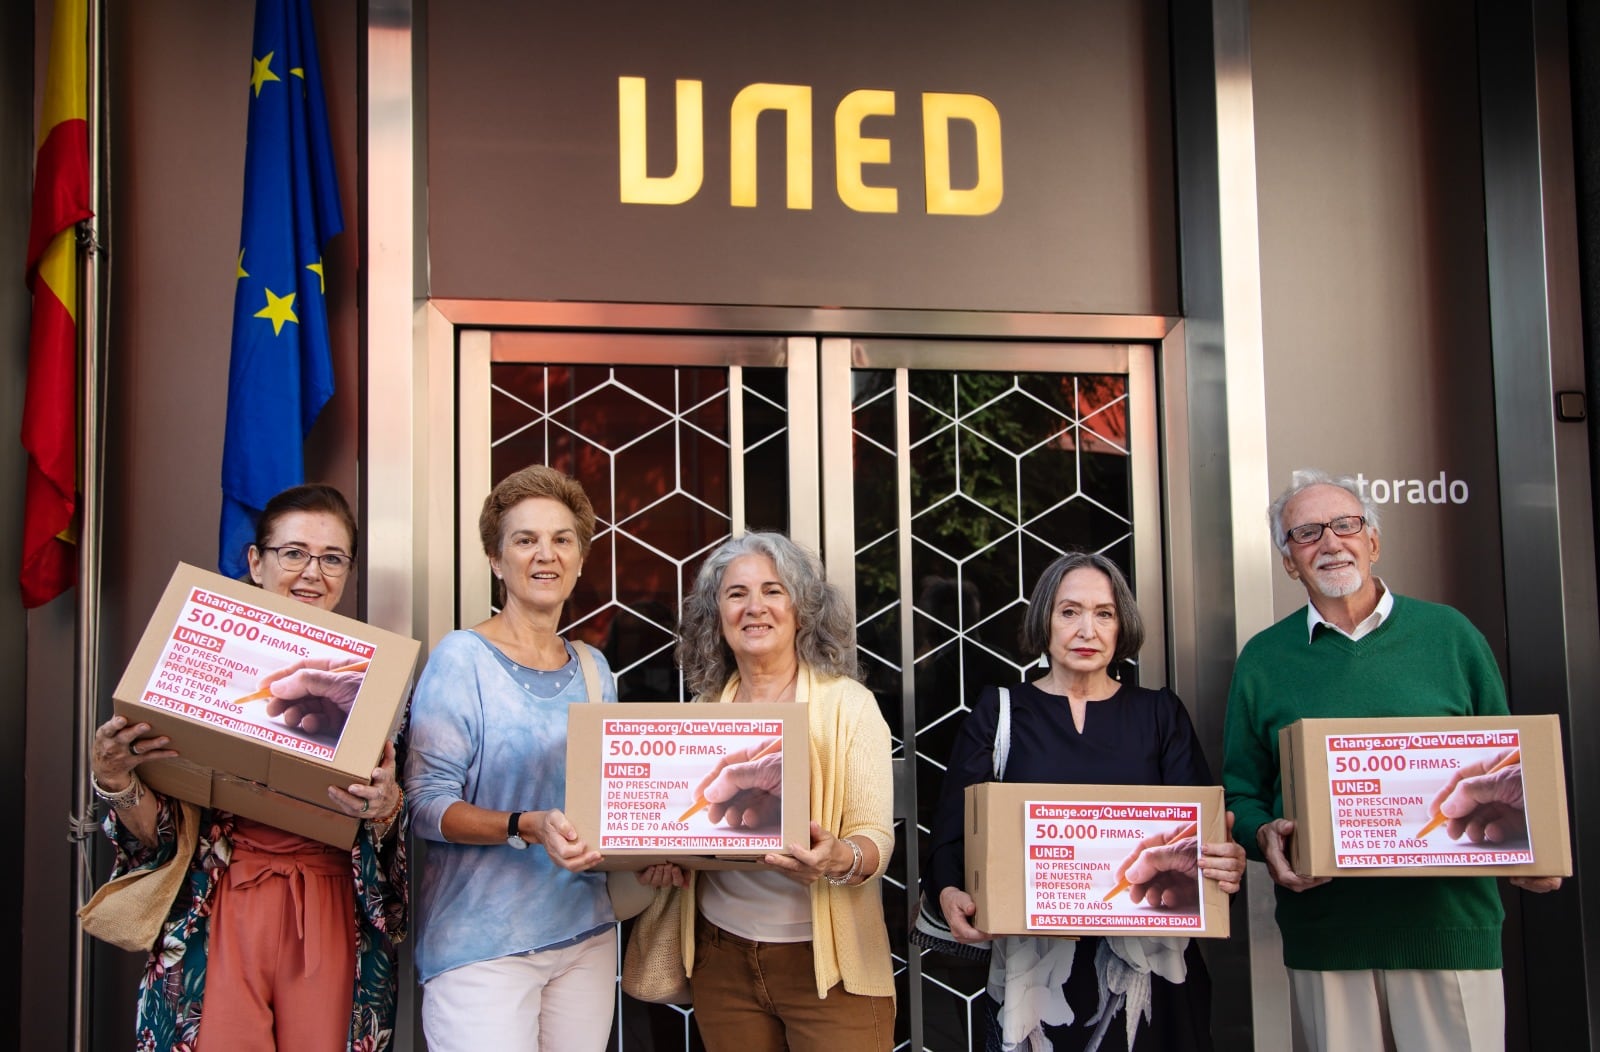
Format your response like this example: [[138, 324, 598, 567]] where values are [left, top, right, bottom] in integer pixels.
[[78, 799, 201, 952], [909, 686, 1012, 961], [620, 884, 692, 1004], [570, 641, 653, 923]]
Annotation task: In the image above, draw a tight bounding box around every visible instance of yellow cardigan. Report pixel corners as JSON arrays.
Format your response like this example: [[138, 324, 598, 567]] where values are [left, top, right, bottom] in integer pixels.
[[678, 664, 896, 1000]]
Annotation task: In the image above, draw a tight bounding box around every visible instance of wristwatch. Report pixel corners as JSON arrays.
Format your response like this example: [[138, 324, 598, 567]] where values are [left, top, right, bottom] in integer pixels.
[[506, 811, 529, 849]]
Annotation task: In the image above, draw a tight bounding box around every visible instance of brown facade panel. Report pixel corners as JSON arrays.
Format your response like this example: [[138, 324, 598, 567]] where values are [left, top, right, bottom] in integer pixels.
[[1253, 0, 1506, 656], [427, 0, 1179, 315], [77, 1, 362, 1043]]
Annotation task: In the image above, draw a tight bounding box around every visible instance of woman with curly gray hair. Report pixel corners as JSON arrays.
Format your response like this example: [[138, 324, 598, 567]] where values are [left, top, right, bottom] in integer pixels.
[[676, 532, 859, 697], [634, 531, 895, 1051]]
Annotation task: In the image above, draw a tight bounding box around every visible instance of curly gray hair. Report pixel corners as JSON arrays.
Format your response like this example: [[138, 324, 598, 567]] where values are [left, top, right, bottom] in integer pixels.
[[676, 532, 860, 696], [1268, 468, 1381, 555]]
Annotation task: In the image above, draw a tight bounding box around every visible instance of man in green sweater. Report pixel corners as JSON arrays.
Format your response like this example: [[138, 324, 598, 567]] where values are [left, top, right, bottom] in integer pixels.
[[1222, 469, 1561, 1052]]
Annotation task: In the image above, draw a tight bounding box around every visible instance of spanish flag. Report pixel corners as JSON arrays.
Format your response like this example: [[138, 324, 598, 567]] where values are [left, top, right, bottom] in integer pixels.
[[21, 0, 90, 609]]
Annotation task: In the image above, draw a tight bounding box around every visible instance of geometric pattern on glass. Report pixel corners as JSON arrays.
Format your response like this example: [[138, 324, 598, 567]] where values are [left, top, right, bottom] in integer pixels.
[[489, 359, 787, 1052], [490, 363, 747, 703], [860, 370, 1133, 1052], [485, 353, 1135, 1052], [846, 370, 913, 1048]]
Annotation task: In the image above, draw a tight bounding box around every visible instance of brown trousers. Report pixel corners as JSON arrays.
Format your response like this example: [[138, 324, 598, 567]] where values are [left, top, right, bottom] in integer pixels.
[[689, 916, 894, 1052]]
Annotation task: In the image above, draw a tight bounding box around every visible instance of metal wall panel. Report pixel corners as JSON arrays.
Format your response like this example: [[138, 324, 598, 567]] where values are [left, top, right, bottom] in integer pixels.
[[1478, 1, 1600, 1046]]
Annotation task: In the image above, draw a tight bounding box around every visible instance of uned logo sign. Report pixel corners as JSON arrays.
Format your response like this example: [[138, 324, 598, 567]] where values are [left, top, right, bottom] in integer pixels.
[[618, 77, 1003, 215]]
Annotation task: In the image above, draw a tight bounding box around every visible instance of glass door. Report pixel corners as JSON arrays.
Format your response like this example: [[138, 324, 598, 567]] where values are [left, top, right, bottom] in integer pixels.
[[459, 331, 817, 705], [823, 339, 1162, 1051], [457, 331, 1161, 1052]]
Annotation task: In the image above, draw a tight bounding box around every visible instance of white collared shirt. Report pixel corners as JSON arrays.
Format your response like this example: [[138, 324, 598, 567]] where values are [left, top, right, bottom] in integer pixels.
[[1306, 577, 1393, 642]]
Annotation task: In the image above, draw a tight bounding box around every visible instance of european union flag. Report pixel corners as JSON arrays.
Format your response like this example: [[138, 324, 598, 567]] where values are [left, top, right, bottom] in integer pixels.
[[220, 0, 343, 578]]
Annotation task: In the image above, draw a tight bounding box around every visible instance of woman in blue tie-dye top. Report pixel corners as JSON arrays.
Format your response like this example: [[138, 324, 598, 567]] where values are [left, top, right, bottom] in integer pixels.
[[405, 465, 619, 1052]]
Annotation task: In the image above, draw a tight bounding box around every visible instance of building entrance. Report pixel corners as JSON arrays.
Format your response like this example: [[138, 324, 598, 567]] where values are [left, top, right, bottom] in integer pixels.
[[458, 330, 1162, 1051]]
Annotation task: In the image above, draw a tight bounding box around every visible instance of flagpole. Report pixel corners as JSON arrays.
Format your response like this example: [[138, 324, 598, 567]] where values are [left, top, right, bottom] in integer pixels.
[[71, 0, 107, 1047]]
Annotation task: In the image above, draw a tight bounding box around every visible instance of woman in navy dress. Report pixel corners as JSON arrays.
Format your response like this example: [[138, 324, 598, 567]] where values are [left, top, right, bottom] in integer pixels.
[[924, 552, 1245, 1052]]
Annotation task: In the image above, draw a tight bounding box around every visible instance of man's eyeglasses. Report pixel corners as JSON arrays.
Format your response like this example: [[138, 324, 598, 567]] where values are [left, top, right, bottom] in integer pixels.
[[1285, 515, 1367, 546], [262, 546, 352, 576]]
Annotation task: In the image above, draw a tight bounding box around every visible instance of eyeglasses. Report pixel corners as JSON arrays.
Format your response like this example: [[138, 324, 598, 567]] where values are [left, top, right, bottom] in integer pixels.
[[1285, 515, 1367, 546], [262, 546, 352, 576]]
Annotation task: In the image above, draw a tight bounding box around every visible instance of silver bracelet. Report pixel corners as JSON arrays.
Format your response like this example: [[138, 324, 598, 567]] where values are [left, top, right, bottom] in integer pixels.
[[826, 835, 864, 886], [90, 770, 144, 812]]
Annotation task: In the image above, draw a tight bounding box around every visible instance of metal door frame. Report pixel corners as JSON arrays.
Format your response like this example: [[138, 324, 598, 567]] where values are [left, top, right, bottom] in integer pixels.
[[819, 338, 1165, 677], [450, 321, 1179, 1051], [411, 300, 1191, 664], [819, 337, 1164, 1050], [455, 329, 814, 627]]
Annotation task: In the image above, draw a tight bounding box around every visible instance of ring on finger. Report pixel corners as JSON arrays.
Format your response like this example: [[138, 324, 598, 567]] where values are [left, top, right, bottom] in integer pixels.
[[360, 798, 370, 814], [129, 743, 141, 757]]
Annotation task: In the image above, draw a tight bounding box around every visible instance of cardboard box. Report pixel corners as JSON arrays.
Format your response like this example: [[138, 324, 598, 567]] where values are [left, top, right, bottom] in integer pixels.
[[112, 563, 420, 847], [966, 782, 1230, 938], [1279, 715, 1572, 878], [565, 702, 810, 871]]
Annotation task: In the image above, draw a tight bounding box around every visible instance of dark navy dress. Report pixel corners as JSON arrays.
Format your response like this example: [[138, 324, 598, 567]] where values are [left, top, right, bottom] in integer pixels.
[[923, 682, 1215, 1052]]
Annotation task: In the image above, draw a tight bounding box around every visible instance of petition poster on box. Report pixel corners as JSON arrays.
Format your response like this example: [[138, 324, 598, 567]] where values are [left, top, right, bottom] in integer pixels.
[[1024, 800, 1205, 932], [1325, 729, 1532, 868], [142, 587, 376, 761], [599, 716, 785, 851]]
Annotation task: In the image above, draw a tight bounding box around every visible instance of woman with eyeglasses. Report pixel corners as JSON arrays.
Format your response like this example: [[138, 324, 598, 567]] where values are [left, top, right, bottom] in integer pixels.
[[89, 484, 408, 1052]]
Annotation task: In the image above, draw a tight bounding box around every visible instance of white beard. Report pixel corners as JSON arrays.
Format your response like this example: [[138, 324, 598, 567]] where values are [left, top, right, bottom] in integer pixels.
[[1310, 564, 1364, 598]]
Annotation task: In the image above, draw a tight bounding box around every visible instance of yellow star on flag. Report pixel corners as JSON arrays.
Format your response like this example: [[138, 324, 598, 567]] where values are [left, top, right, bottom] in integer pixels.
[[291, 67, 305, 79], [306, 259, 325, 294], [251, 52, 280, 97], [254, 288, 299, 335], [237, 248, 249, 279]]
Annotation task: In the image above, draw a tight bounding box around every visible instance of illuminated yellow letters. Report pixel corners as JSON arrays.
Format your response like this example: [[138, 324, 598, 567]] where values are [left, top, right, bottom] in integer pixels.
[[618, 77, 1004, 216], [618, 77, 704, 205], [835, 89, 897, 214], [922, 92, 1003, 216], [729, 83, 813, 209]]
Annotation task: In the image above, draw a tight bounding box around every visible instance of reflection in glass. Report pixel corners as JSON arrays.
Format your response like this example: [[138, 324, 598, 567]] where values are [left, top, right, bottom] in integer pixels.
[[855, 368, 1134, 1051]]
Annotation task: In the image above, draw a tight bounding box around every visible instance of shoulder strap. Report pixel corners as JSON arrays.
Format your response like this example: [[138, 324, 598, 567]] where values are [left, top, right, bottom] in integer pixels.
[[992, 686, 1011, 779], [571, 640, 604, 704]]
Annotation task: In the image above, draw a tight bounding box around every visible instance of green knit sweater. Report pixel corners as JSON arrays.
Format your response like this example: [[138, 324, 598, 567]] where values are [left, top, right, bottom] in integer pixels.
[[1222, 594, 1508, 970]]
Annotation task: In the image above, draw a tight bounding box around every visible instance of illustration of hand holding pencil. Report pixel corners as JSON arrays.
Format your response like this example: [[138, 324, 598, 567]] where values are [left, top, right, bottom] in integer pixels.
[[1421, 748, 1527, 845], [246, 658, 369, 736], [1107, 821, 1203, 911], [688, 738, 783, 831]]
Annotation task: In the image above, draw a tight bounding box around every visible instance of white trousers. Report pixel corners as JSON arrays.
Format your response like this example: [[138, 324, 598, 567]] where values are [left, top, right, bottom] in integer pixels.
[[1288, 967, 1504, 1052], [422, 929, 617, 1052]]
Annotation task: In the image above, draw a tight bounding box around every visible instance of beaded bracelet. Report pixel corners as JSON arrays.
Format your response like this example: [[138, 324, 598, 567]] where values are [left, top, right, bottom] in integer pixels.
[[826, 835, 864, 886], [90, 770, 144, 812], [369, 785, 405, 839]]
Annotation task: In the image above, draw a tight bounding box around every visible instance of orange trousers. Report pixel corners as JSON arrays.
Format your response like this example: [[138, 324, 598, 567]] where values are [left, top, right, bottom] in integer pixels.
[[195, 828, 356, 1051]]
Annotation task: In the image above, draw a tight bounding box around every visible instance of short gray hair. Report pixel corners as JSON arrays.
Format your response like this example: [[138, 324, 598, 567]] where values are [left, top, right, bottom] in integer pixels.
[[675, 532, 860, 696], [1018, 551, 1145, 667], [1268, 469, 1381, 555]]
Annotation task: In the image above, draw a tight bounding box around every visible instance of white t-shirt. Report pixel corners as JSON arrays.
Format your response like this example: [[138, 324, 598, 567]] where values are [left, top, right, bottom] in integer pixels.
[[700, 869, 813, 943]]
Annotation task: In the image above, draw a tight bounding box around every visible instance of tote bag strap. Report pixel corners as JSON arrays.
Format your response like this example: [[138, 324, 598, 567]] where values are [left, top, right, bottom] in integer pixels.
[[571, 640, 603, 704], [992, 686, 1012, 779]]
